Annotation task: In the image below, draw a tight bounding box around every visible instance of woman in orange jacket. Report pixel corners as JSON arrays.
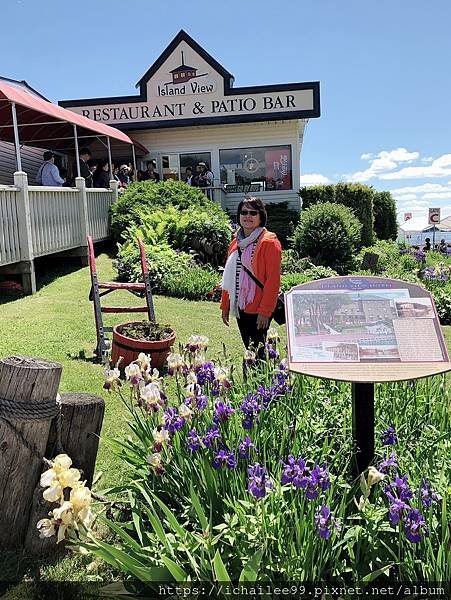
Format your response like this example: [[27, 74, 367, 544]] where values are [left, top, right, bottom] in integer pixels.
[[220, 197, 282, 355]]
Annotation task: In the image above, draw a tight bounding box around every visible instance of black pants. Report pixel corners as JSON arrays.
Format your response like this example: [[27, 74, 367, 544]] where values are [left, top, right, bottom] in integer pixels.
[[237, 310, 269, 359]]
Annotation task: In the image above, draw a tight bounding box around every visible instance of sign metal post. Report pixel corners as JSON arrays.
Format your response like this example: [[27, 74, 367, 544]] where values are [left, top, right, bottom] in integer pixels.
[[351, 382, 375, 475]]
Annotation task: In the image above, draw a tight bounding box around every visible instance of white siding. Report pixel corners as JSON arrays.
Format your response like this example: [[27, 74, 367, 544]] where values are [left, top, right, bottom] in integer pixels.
[[130, 120, 303, 211], [0, 141, 44, 185]]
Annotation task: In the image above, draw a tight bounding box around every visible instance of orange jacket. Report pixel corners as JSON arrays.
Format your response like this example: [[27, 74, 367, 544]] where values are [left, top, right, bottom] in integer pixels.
[[220, 229, 282, 317]]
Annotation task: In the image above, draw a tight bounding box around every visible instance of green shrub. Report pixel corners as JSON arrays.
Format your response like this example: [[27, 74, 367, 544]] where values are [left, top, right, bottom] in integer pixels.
[[281, 250, 315, 275], [169, 206, 231, 266], [110, 180, 226, 241], [354, 240, 402, 274], [299, 184, 335, 206], [373, 191, 397, 240], [426, 284, 451, 325], [115, 241, 193, 291], [122, 205, 231, 267], [292, 202, 362, 273], [162, 266, 219, 300], [265, 202, 299, 248], [115, 240, 220, 300], [299, 183, 375, 247]]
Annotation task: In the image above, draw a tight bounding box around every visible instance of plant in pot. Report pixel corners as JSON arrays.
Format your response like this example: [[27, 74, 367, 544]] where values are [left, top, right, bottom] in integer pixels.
[[111, 320, 176, 371], [110, 239, 176, 370]]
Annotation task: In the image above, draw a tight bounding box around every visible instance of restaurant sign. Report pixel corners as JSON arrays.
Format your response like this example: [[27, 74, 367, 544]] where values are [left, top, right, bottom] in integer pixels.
[[60, 31, 320, 129]]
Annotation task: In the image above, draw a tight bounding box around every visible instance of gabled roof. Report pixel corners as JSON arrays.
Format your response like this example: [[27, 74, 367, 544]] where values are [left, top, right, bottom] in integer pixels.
[[0, 76, 50, 101], [170, 64, 197, 73], [135, 29, 234, 91]]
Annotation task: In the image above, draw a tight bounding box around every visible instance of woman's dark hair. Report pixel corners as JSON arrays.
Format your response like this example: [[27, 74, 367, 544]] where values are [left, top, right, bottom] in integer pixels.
[[236, 197, 267, 227], [97, 159, 109, 171]]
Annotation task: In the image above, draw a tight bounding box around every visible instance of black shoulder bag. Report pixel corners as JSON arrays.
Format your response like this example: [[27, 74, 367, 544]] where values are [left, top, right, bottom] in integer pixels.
[[237, 248, 286, 325]]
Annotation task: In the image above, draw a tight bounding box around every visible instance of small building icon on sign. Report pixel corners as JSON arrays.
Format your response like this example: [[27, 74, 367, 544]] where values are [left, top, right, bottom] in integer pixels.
[[170, 51, 198, 83]]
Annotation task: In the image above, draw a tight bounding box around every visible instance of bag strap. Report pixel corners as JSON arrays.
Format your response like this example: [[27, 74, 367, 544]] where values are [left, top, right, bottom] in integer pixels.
[[237, 247, 264, 289]]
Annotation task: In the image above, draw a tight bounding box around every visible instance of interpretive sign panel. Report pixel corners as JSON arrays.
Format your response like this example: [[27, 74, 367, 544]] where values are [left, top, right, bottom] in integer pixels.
[[286, 276, 451, 383]]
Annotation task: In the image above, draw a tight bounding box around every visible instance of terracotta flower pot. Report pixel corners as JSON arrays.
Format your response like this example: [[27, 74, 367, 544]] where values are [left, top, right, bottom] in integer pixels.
[[111, 322, 176, 371]]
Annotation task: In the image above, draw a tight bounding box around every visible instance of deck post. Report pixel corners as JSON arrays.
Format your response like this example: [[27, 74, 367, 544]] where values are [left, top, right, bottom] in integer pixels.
[[75, 176, 89, 267], [11, 103, 22, 172], [14, 171, 36, 294]]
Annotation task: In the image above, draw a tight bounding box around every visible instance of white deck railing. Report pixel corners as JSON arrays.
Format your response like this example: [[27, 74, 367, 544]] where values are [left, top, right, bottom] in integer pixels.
[[0, 172, 118, 292], [29, 186, 81, 257], [0, 185, 21, 266], [87, 188, 114, 242]]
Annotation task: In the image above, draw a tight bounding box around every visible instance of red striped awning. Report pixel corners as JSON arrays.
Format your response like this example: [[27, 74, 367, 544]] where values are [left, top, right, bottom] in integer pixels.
[[0, 81, 138, 151]]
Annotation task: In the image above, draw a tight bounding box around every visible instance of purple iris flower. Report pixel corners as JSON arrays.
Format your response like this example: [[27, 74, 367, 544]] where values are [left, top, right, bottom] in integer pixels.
[[381, 425, 398, 446], [238, 436, 257, 460], [315, 505, 340, 540], [420, 480, 440, 508], [257, 385, 273, 410], [202, 425, 221, 449], [163, 407, 185, 434], [184, 394, 209, 412], [196, 362, 215, 385], [392, 474, 413, 502], [404, 508, 429, 543], [240, 393, 261, 429], [247, 463, 273, 499], [265, 343, 279, 360], [281, 455, 310, 488], [387, 496, 409, 525], [212, 449, 236, 470], [378, 452, 398, 474], [187, 429, 202, 452], [305, 464, 330, 500], [213, 401, 235, 424]]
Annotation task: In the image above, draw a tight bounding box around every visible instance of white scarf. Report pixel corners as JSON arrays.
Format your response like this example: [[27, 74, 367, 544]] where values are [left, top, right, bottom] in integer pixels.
[[221, 227, 264, 317]]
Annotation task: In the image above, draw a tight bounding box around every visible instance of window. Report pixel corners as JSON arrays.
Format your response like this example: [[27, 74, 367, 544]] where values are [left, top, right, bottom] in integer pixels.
[[219, 145, 292, 192], [179, 152, 212, 181], [161, 152, 212, 182]]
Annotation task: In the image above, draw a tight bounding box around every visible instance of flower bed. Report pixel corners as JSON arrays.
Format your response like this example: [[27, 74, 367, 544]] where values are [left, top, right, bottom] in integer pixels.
[[36, 332, 450, 588]]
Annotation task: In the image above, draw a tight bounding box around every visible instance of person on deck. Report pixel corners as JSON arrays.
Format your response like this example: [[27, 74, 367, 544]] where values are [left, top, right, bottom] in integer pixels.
[[220, 197, 281, 356], [141, 160, 160, 182], [36, 151, 64, 186]]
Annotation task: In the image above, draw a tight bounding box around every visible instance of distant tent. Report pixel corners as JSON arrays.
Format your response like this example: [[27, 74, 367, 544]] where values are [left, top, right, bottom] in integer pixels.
[[397, 215, 451, 245]]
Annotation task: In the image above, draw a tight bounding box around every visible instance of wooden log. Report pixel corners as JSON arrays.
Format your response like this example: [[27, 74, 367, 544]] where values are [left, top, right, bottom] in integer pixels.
[[0, 356, 62, 549], [24, 393, 105, 554]]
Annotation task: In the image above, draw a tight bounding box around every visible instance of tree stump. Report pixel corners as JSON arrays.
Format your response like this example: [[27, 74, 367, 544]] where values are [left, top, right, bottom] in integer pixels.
[[24, 393, 105, 554], [0, 356, 62, 549]]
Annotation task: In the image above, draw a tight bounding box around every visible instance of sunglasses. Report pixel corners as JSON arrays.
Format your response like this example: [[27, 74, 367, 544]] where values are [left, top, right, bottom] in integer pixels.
[[240, 210, 259, 216]]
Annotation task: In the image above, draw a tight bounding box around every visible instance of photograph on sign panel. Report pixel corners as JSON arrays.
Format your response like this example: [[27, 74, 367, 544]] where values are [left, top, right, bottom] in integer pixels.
[[288, 287, 446, 363], [395, 298, 435, 319], [287, 287, 445, 363]]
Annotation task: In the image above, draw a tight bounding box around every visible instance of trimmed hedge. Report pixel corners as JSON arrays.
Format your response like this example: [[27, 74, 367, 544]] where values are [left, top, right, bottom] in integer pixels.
[[299, 183, 375, 246], [373, 191, 398, 240], [265, 201, 299, 248], [292, 202, 362, 273]]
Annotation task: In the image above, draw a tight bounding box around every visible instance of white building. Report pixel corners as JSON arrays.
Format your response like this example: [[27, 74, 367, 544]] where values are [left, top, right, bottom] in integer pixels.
[[60, 30, 320, 213]]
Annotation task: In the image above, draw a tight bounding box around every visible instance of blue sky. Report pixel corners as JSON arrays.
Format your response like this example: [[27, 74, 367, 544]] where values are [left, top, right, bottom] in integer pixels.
[[2, 0, 451, 221]]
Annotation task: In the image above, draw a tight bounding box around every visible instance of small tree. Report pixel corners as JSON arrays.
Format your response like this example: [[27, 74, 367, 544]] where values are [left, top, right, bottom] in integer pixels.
[[373, 191, 398, 240], [292, 202, 362, 274]]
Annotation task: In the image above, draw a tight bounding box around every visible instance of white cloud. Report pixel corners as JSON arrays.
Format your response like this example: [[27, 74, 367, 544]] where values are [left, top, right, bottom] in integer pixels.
[[422, 192, 451, 200], [378, 148, 419, 162], [299, 173, 331, 186], [345, 147, 420, 182], [390, 183, 451, 196], [380, 154, 451, 180]]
